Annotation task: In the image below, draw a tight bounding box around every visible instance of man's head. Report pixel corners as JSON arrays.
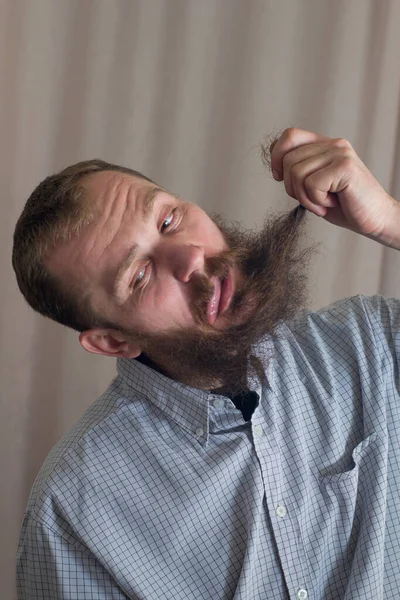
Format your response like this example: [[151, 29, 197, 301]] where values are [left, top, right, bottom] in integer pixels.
[[12, 160, 156, 333], [13, 157, 316, 395]]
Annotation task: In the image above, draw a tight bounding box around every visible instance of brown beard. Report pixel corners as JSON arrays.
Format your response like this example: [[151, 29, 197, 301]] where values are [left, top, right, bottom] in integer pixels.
[[127, 205, 318, 396]]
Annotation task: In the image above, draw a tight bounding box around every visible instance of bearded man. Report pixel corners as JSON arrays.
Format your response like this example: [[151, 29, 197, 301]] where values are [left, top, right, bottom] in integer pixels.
[[14, 129, 400, 599]]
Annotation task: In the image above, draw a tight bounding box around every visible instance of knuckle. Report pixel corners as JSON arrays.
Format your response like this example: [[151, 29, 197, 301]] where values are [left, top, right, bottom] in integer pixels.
[[338, 155, 354, 171], [282, 127, 300, 141], [269, 139, 278, 154], [304, 173, 317, 192], [291, 163, 303, 178], [331, 137, 352, 150], [304, 177, 312, 193], [282, 152, 292, 169]]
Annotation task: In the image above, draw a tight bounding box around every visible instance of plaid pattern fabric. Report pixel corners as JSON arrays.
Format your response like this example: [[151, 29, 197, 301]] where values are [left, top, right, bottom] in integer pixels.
[[16, 295, 400, 599]]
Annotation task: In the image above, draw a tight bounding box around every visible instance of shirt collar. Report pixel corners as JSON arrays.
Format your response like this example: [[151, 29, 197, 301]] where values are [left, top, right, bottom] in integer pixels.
[[116, 335, 277, 445], [117, 357, 211, 445]]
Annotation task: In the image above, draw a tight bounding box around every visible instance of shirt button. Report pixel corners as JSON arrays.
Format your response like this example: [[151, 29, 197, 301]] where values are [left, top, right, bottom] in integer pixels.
[[213, 399, 225, 410], [253, 424, 264, 438], [195, 427, 204, 438], [297, 589, 308, 600], [276, 504, 286, 518]]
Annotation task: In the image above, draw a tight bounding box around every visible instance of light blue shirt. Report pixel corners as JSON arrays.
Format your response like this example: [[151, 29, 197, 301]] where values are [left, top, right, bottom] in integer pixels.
[[16, 295, 400, 599]]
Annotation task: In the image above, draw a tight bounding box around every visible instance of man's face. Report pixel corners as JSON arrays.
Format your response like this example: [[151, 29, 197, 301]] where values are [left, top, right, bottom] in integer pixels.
[[47, 170, 313, 394], [48, 170, 244, 332]]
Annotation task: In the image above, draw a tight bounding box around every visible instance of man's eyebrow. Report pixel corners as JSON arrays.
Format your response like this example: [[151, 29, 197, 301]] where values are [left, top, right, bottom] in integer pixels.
[[112, 186, 163, 298], [142, 186, 163, 221]]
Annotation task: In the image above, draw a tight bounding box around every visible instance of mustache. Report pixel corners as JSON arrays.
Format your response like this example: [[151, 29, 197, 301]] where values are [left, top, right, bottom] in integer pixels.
[[188, 247, 244, 325], [189, 204, 307, 326]]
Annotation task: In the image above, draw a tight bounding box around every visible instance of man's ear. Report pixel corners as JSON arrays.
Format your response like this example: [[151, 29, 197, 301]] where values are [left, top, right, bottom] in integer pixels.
[[79, 329, 142, 358]]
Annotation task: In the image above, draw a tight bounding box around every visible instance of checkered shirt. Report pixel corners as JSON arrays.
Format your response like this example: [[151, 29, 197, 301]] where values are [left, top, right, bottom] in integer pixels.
[[16, 295, 400, 599]]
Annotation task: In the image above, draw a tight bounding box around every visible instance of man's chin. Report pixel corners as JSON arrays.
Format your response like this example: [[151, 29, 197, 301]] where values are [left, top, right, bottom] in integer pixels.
[[216, 292, 257, 329], [214, 309, 249, 331]]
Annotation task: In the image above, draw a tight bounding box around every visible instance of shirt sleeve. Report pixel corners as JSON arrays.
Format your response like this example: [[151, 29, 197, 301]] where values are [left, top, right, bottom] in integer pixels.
[[16, 512, 130, 600], [361, 295, 400, 376]]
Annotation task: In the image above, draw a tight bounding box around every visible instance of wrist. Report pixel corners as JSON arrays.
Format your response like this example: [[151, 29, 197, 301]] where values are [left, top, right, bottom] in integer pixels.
[[365, 195, 400, 250]]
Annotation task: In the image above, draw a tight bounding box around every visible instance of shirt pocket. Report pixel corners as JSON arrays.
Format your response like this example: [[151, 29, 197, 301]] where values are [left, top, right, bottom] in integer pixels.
[[300, 432, 379, 588], [318, 431, 378, 486]]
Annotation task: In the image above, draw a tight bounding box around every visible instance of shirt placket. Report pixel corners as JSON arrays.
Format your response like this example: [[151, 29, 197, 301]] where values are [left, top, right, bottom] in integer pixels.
[[251, 388, 314, 600]]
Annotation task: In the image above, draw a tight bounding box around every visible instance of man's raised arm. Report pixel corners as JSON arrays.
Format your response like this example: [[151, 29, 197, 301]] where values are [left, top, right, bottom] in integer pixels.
[[269, 127, 400, 250]]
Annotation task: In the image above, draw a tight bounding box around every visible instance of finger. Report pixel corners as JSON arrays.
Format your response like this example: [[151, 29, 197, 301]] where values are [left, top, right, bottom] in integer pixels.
[[269, 139, 278, 155], [282, 153, 335, 210], [304, 164, 343, 213], [282, 144, 333, 198], [271, 127, 330, 179], [288, 156, 340, 212]]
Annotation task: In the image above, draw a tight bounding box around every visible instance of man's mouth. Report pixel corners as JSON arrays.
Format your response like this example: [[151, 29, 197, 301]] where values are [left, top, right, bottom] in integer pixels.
[[206, 270, 233, 325]]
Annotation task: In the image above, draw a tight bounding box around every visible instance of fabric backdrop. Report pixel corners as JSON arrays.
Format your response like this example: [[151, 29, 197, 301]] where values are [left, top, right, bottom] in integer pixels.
[[1, 0, 400, 597]]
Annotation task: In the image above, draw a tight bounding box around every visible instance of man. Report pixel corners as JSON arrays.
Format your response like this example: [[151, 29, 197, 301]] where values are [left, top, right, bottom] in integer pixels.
[[13, 128, 400, 599]]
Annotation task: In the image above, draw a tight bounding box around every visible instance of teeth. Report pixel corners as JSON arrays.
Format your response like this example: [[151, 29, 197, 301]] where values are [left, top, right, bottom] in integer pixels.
[[209, 279, 219, 316], [210, 296, 218, 315]]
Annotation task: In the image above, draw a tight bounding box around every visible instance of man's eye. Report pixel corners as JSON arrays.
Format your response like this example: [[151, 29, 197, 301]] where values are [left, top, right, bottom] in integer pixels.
[[160, 210, 175, 232], [135, 265, 146, 285]]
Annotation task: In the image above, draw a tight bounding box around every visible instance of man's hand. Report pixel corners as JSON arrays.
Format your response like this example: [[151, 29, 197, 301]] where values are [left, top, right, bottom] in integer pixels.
[[269, 128, 400, 249]]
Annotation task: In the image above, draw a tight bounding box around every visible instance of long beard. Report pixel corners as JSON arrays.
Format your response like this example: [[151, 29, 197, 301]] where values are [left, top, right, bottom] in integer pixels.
[[130, 205, 318, 396]]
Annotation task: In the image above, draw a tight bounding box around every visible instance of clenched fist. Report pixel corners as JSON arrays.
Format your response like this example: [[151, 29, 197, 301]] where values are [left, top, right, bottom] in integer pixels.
[[268, 128, 400, 250]]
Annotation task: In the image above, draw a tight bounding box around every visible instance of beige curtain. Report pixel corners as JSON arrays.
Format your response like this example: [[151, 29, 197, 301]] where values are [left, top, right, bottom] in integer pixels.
[[1, 0, 399, 596]]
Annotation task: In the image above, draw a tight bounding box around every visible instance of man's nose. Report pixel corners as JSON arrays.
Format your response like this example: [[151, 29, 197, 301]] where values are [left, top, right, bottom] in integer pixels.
[[157, 242, 205, 283]]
